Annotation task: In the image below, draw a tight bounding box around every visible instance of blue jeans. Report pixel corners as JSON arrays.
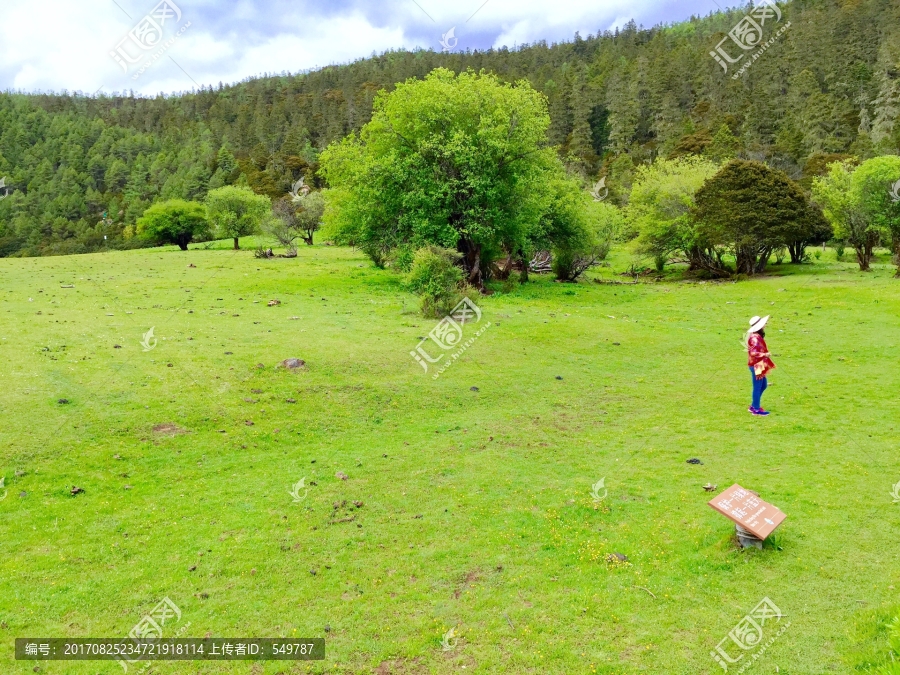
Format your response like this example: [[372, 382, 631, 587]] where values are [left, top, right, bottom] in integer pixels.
[[750, 367, 768, 409]]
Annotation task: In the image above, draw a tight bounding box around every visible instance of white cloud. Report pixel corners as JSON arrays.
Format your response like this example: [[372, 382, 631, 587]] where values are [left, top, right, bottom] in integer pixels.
[[0, 0, 715, 95]]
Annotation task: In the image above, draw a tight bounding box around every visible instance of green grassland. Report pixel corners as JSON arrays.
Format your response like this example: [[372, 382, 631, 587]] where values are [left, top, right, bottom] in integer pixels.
[[2, 242, 900, 674]]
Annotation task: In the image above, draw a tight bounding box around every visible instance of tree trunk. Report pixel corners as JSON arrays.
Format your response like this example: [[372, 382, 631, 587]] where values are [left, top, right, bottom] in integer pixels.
[[233, 237, 240, 250], [518, 256, 529, 283], [755, 246, 773, 274], [856, 245, 870, 271], [735, 246, 754, 275], [458, 237, 484, 291], [788, 241, 805, 264]]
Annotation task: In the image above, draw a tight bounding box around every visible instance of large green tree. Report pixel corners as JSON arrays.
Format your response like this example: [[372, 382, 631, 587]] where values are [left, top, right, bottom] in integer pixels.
[[813, 160, 879, 271], [206, 186, 271, 250], [853, 156, 900, 272], [136, 199, 208, 251], [626, 156, 720, 272], [695, 160, 828, 276], [320, 68, 580, 288]]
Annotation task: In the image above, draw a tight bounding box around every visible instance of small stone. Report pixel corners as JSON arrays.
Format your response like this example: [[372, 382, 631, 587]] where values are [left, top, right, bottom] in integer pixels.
[[280, 358, 306, 370], [58, 398, 69, 405], [470, 386, 479, 391], [70, 486, 84, 495], [250, 568, 257, 575], [285, 398, 297, 404], [336, 472, 348, 481], [611, 552, 628, 562], [268, 299, 281, 306], [19, 491, 26, 498], [113, 454, 121, 460], [199, 592, 209, 599], [613, 342, 621, 346], [245, 421, 254, 426], [251, 389, 263, 394], [189, 565, 197, 572], [703, 483, 718, 492], [324, 625, 331, 633], [124, 485, 132, 490], [555, 376, 563, 380], [167, 363, 173, 367], [114, 344, 122, 349], [686, 458, 703, 465], [310, 569, 317, 575], [225, 351, 233, 355], [353, 501, 364, 508], [256, 363, 265, 369], [15, 469, 26, 477]]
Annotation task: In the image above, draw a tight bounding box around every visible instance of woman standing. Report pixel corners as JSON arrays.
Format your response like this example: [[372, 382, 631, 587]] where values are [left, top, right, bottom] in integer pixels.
[[745, 315, 776, 416]]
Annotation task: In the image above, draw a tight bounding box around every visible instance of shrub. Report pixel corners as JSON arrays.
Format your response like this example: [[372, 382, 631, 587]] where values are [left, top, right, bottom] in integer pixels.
[[389, 246, 416, 273], [552, 198, 621, 282], [406, 246, 465, 317]]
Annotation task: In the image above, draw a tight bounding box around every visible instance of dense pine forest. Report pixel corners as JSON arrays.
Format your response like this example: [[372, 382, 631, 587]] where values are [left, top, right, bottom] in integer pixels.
[[0, 0, 898, 257]]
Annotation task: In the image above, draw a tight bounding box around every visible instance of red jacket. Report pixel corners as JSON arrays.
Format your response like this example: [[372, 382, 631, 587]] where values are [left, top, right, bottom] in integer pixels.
[[747, 333, 775, 378]]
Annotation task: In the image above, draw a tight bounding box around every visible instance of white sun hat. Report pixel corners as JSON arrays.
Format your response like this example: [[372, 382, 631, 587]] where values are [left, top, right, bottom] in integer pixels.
[[748, 315, 769, 333]]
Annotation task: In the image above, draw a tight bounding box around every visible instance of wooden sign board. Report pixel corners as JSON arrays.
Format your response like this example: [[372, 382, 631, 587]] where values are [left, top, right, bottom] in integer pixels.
[[708, 484, 786, 540]]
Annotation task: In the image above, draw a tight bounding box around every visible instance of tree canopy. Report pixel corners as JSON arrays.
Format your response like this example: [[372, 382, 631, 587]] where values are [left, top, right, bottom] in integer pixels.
[[694, 160, 830, 275], [813, 156, 900, 271], [626, 156, 720, 270], [136, 199, 208, 250], [205, 186, 271, 250]]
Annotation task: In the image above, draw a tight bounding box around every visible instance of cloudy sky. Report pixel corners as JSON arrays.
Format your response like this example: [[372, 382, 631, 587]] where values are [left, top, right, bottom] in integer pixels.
[[0, 0, 725, 96]]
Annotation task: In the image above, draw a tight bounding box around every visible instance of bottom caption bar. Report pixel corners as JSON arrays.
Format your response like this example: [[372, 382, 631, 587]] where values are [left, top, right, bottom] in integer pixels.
[[16, 638, 325, 661]]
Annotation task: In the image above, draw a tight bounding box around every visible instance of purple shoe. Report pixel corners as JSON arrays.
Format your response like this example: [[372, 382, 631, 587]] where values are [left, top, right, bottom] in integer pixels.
[[752, 408, 770, 417], [748, 406, 758, 414]]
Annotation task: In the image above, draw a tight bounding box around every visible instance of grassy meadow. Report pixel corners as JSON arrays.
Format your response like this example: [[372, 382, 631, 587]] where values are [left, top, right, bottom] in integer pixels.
[[2, 241, 900, 674]]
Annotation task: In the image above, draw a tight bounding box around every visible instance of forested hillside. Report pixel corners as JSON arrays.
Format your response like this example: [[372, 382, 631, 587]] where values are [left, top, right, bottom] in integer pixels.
[[0, 0, 898, 257]]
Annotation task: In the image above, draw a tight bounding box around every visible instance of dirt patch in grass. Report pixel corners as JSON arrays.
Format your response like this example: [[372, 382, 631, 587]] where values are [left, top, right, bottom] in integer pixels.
[[152, 423, 189, 437], [453, 569, 482, 599]]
